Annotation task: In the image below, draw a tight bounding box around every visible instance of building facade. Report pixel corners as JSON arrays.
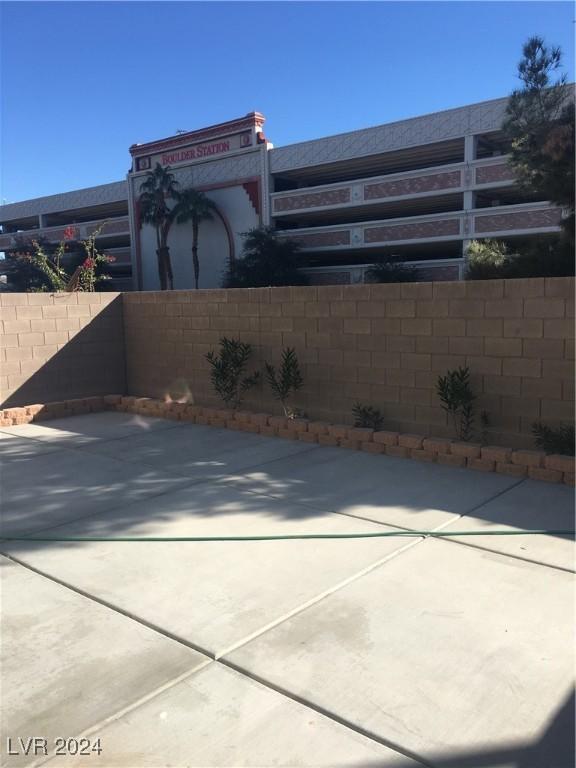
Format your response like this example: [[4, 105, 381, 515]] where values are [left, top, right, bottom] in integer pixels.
[[0, 95, 566, 290]]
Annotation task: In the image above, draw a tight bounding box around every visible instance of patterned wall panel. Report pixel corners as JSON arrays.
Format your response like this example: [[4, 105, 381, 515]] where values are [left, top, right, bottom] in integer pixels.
[[475, 163, 515, 185], [274, 187, 350, 213], [270, 98, 509, 172], [364, 170, 461, 200], [289, 230, 351, 248], [474, 208, 562, 233], [364, 218, 460, 243]]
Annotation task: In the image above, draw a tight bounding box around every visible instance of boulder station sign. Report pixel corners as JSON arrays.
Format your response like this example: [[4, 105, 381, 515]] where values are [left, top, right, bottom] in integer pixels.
[[136, 131, 253, 171]]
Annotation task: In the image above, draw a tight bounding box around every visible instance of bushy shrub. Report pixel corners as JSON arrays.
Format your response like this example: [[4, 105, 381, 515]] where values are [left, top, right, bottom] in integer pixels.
[[465, 240, 511, 280], [223, 227, 306, 288], [352, 403, 385, 431], [436, 366, 476, 441], [205, 337, 260, 409], [265, 347, 304, 418], [532, 422, 575, 455], [465, 237, 575, 280], [365, 257, 417, 284]]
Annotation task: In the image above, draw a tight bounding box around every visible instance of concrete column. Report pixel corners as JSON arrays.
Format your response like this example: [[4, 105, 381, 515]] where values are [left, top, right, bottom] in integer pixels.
[[463, 190, 475, 210], [464, 134, 477, 163], [38, 214, 47, 228]]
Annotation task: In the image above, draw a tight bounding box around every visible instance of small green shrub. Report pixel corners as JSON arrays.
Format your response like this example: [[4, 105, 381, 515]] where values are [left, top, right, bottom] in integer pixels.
[[222, 227, 306, 288], [352, 403, 385, 431], [532, 422, 575, 456], [465, 237, 575, 280], [465, 239, 511, 280], [436, 366, 476, 441], [265, 347, 303, 418], [365, 257, 417, 284], [205, 337, 260, 409]]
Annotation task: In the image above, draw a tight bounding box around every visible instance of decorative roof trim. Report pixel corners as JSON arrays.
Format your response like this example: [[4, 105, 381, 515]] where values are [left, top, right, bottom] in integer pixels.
[[130, 112, 265, 156]]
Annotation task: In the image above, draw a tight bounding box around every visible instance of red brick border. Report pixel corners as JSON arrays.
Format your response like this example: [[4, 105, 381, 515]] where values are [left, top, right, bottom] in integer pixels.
[[1, 396, 573, 487]]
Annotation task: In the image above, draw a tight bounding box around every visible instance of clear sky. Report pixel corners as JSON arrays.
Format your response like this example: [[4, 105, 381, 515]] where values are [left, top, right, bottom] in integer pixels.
[[1, 1, 574, 203]]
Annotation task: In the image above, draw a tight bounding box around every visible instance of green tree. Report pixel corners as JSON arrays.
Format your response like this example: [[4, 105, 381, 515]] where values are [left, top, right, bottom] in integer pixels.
[[173, 188, 217, 289], [139, 164, 179, 290], [503, 36, 575, 243], [223, 227, 305, 288]]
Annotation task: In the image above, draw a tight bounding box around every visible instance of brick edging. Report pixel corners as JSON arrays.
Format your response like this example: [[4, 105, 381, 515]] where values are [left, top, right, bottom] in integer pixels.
[[1, 395, 574, 487]]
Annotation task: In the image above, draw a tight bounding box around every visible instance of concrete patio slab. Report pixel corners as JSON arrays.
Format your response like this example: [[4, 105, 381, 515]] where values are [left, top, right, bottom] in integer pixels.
[[81, 422, 316, 481], [445, 479, 575, 570], [0, 432, 63, 462], [3, 481, 423, 657], [2, 415, 573, 768], [0, 448, 191, 536], [0, 412, 182, 446], [226, 538, 575, 766], [226, 445, 520, 531], [45, 664, 418, 768], [0, 555, 209, 767]]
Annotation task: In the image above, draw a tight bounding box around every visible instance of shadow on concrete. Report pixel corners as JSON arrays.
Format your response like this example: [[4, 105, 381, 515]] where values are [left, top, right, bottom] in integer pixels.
[[355, 688, 575, 767]]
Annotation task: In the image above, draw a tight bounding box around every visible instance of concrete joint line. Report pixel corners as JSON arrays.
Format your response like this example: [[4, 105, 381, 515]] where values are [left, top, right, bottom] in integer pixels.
[[218, 656, 434, 768], [5, 539, 434, 768]]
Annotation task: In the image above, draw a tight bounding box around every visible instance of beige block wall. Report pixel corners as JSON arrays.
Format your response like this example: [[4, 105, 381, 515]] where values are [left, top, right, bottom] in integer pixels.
[[0, 292, 126, 407], [123, 277, 575, 449]]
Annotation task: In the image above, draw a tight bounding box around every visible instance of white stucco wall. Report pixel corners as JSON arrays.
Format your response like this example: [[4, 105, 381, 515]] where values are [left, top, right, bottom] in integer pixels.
[[138, 183, 260, 290]]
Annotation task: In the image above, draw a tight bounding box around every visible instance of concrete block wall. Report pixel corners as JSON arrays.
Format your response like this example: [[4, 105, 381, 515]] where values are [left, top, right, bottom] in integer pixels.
[[0, 292, 126, 407], [123, 277, 575, 450]]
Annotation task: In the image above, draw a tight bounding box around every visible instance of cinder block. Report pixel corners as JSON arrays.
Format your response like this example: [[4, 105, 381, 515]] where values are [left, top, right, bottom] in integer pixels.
[[234, 410, 252, 424], [25, 404, 45, 417], [361, 441, 384, 454], [104, 394, 123, 406], [339, 438, 361, 451], [544, 454, 575, 474], [249, 413, 269, 427], [288, 418, 309, 433], [451, 442, 481, 459], [278, 427, 297, 440], [373, 430, 399, 446], [269, 416, 288, 430], [563, 473, 575, 486], [385, 445, 410, 459], [437, 454, 466, 468], [236, 421, 258, 433], [528, 467, 563, 483], [328, 424, 349, 440], [467, 458, 495, 472], [481, 446, 512, 463], [422, 437, 452, 454], [260, 426, 278, 437], [398, 434, 424, 450], [318, 434, 339, 447], [307, 421, 329, 436], [411, 449, 436, 462], [298, 432, 317, 444], [496, 462, 527, 478], [347, 427, 374, 442], [511, 450, 545, 468]]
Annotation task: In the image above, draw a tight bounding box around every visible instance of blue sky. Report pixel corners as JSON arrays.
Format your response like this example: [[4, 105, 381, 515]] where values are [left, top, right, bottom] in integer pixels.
[[1, 1, 574, 203]]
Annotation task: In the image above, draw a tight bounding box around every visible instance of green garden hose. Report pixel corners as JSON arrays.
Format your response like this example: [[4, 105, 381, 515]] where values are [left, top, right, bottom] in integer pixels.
[[1, 529, 574, 542]]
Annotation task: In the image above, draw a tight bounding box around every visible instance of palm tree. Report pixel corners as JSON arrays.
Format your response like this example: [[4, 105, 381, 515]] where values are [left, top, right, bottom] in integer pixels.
[[173, 188, 217, 289], [139, 164, 179, 290]]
